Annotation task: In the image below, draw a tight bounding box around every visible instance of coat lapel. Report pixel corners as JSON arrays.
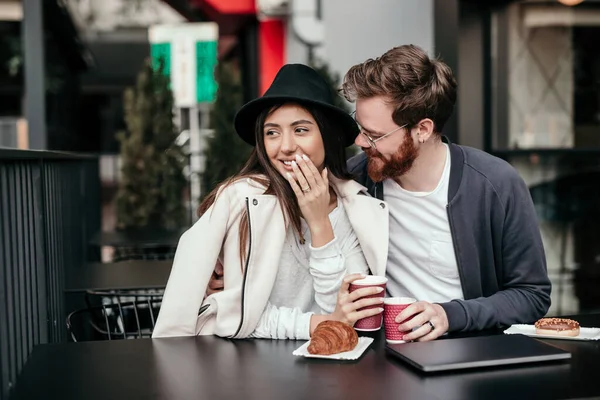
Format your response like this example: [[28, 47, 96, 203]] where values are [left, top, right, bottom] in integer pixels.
[[332, 177, 389, 277]]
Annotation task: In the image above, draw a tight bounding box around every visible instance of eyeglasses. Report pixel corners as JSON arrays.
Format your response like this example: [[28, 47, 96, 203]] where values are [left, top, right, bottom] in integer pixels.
[[351, 111, 407, 149]]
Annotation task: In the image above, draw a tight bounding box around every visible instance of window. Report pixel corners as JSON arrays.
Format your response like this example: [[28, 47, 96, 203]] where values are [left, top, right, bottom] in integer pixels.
[[491, 3, 600, 150]]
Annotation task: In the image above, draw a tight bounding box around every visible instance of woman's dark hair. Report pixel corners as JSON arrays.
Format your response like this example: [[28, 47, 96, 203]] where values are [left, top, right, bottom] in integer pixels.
[[198, 101, 353, 268]]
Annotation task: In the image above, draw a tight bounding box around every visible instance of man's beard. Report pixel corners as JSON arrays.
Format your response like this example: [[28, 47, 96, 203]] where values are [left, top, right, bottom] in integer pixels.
[[364, 136, 418, 183]]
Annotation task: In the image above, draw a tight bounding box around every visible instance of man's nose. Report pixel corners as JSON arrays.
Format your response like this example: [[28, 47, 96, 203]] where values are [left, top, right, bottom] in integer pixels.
[[355, 133, 369, 149]]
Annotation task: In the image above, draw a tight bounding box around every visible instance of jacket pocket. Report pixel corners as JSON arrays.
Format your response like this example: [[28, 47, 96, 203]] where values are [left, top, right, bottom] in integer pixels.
[[428, 231, 459, 279]]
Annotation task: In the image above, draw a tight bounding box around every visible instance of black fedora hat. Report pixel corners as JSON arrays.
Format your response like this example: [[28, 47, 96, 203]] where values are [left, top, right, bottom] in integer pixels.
[[234, 64, 359, 147]]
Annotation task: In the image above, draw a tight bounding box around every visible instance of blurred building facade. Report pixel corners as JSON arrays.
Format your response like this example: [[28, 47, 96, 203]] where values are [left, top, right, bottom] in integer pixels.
[[0, 0, 92, 149], [484, 0, 600, 315], [2, 0, 599, 314], [66, 0, 186, 153]]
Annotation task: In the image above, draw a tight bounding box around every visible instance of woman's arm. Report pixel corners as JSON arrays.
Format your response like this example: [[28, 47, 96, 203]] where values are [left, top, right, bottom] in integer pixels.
[[309, 232, 369, 313], [250, 302, 313, 340], [307, 221, 373, 335], [250, 229, 381, 339], [310, 274, 385, 334], [152, 184, 243, 338], [250, 216, 369, 340]]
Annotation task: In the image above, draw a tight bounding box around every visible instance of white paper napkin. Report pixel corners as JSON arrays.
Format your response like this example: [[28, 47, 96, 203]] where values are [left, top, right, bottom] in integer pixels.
[[504, 324, 600, 341], [292, 337, 374, 360]]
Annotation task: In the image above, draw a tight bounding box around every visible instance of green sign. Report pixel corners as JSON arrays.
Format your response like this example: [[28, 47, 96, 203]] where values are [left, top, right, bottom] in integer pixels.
[[150, 42, 171, 78], [149, 35, 218, 104], [148, 23, 218, 106], [196, 41, 218, 103]]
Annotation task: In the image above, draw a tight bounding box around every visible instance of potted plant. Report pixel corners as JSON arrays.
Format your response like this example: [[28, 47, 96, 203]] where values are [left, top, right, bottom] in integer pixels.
[[114, 59, 187, 259]]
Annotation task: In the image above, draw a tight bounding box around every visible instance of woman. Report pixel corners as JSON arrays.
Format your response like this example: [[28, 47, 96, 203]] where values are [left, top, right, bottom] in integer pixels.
[[152, 64, 389, 340]]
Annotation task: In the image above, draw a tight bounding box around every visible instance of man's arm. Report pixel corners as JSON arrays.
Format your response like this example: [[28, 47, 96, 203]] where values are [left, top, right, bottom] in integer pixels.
[[440, 172, 552, 332], [397, 170, 551, 341], [206, 259, 224, 297], [346, 152, 368, 183]]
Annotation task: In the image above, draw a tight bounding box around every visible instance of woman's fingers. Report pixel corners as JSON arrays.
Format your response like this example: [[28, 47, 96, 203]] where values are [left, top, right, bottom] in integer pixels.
[[321, 167, 328, 188], [341, 274, 366, 293], [286, 172, 304, 197], [350, 297, 384, 311], [352, 307, 384, 322], [340, 294, 383, 314], [291, 160, 311, 193], [297, 154, 322, 190], [348, 286, 383, 302]]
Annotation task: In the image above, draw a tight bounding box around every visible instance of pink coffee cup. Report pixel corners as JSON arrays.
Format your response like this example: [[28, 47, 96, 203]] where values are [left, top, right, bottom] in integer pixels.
[[348, 275, 388, 331], [383, 297, 417, 343]]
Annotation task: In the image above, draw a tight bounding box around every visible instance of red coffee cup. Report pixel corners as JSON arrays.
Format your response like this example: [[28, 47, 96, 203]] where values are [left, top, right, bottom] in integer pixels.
[[383, 297, 417, 343], [348, 276, 388, 331]]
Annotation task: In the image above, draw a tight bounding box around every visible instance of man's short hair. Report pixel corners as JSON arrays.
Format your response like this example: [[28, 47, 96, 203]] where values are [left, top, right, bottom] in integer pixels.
[[342, 44, 457, 133]]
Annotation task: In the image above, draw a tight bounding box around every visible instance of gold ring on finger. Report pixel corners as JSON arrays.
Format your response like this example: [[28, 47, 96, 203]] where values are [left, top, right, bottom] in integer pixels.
[[301, 186, 310, 193]]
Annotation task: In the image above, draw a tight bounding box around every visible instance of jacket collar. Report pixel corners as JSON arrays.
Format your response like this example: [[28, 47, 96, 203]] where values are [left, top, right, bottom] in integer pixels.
[[442, 136, 464, 203], [329, 175, 370, 198]]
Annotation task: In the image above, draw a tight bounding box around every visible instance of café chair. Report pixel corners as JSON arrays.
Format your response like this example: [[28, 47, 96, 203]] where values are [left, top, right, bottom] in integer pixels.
[[112, 245, 176, 262], [66, 295, 162, 342], [84, 289, 164, 309], [85, 289, 164, 339]]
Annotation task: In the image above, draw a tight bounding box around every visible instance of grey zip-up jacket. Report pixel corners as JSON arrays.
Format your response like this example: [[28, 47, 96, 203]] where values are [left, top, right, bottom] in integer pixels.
[[347, 138, 552, 332]]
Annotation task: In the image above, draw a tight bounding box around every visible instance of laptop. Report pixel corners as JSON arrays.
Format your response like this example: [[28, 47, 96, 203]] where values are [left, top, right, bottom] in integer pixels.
[[385, 334, 571, 372]]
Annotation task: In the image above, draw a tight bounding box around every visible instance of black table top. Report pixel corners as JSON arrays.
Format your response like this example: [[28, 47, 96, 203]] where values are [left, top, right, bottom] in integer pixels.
[[8, 314, 600, 400], [89, 229, 187, 248], [65, 261, 172, 292]]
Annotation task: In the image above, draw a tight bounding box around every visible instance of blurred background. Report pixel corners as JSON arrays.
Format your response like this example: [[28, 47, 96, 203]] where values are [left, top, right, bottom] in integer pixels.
[[1, 0, 600, 396]]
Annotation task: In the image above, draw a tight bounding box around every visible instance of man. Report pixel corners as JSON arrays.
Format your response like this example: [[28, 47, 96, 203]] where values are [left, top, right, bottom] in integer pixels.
[[206, 44, 551, 342], [343, 44, 551, 341]]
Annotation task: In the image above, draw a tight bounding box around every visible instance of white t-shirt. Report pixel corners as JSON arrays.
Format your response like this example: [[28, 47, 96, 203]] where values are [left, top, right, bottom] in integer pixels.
[[383, 144, 464, 303]]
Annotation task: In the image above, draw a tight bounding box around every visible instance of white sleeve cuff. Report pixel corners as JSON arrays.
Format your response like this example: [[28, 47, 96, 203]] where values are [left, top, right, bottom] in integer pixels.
[[296, 312, 313, 340], [309, 236, 341, 259]]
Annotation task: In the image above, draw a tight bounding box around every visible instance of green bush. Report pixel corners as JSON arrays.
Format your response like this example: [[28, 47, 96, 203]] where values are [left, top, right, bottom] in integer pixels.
[[115, 59, 187, 230]]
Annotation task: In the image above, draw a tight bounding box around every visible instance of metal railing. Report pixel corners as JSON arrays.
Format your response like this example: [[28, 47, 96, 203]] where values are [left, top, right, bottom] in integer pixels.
[[0, 148, 100, 399], [0, 119, 18, 148]]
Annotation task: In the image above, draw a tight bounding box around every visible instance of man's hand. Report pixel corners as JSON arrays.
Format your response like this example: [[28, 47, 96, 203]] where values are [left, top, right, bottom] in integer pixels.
[[396, 301, 449, 342], [205, 260, 224, 297]]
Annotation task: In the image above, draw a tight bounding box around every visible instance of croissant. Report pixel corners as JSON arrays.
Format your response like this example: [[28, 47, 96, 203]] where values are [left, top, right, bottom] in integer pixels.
[[307, 320, 359, 355]]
